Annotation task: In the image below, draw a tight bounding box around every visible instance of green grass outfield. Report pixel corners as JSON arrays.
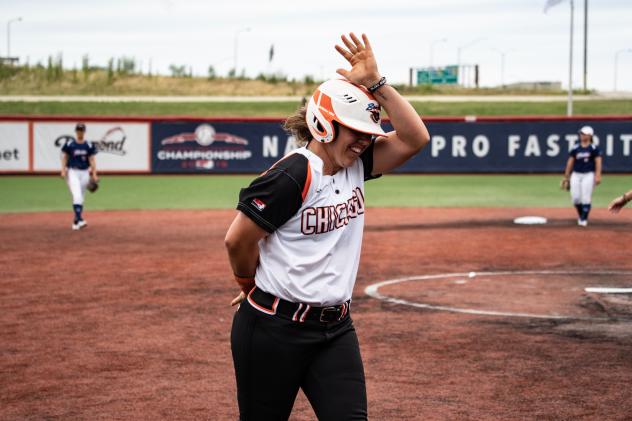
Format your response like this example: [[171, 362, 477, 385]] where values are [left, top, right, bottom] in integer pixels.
[[2, 100, 632, 117], [1, 175, 629, 213]]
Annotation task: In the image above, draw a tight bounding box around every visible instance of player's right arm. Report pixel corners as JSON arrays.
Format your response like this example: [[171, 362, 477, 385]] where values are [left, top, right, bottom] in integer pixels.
[[225, 212, 268, 306], [225, 154, 309, 305]]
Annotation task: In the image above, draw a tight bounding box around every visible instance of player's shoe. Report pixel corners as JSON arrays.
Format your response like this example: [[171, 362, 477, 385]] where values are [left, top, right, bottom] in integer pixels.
[[577, 219, 588, 227], [72, 220, 88, 230]]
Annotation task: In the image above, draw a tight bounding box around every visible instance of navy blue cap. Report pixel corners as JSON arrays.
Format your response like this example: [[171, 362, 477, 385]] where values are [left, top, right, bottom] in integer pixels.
[[75, 123, 86, 131]]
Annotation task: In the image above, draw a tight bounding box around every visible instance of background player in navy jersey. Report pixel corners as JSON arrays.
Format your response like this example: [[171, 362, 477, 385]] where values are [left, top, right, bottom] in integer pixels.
[[562, 125, 602, 226], [224, 33, 430, 420], [61, 123, 98, 230]]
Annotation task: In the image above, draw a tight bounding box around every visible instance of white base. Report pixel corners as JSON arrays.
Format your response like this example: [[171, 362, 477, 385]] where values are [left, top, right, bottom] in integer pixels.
[[513, 216, 547, 225], [585, 287, 632, 294]]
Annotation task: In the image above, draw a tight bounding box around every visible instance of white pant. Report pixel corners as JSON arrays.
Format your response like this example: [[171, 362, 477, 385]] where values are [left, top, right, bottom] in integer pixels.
[[66, 168, 90, 205], [570, 171, 594, 205]]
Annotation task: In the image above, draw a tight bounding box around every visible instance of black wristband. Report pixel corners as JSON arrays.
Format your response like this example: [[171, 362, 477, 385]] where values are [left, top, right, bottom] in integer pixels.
[[368, 76, 387, 93]]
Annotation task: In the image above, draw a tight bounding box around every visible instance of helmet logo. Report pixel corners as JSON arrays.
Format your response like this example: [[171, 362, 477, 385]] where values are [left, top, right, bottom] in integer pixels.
[[366, 103, 381, 123]]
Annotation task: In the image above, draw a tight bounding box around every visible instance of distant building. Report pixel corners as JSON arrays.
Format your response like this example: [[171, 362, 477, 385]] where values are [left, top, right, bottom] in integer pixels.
[[0, 57, 20, 66]]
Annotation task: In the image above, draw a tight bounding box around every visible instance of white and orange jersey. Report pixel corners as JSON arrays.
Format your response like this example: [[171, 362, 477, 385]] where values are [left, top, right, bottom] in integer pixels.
[[236, 144, 378, 306]]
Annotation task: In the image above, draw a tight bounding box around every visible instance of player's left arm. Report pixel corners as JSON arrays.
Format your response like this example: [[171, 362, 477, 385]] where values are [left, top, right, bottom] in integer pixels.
[[369, 86, 430, 175], [335, 33, 430, 175], [88, 155, 98, 182], [594, 156, 602, 185]]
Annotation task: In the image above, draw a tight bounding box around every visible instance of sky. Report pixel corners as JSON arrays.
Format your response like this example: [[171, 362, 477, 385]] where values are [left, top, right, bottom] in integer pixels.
[[2, 0, 632, 92]]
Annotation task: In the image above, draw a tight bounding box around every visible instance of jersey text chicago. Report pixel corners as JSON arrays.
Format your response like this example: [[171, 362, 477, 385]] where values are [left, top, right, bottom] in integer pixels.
[[301, 188, 365, 235]]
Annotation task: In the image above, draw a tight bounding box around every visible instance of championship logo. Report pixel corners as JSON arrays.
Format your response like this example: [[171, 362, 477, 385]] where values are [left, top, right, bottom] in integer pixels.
[[160, 124, 248, 147], [156, 123, 252, 171]]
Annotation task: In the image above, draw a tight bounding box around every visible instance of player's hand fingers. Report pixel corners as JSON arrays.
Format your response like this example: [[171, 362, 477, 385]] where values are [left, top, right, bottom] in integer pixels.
[[231, 291, 246, 306], [341, 34, 357, 53], [349, 32, 364, 50], [335, 45, 353, 62], [362, 33, 372, 51]]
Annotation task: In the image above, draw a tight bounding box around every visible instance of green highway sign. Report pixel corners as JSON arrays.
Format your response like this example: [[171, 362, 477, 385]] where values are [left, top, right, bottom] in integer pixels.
[[417, 65, 458, 85]]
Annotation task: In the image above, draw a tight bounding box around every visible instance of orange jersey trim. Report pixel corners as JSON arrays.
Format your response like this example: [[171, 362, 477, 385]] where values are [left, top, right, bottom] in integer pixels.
[[301, 161, 312, 201]]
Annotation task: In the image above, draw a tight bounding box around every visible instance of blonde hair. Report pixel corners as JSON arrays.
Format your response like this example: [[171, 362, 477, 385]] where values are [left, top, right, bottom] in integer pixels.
[[283, 106, 312, 147]]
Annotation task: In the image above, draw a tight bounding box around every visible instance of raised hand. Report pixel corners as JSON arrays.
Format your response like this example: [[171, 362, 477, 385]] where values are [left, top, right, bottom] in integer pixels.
[[335, 33, 381, 88]]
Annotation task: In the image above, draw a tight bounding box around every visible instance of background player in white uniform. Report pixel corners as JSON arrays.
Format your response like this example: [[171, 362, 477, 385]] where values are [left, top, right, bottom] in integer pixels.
[[225, 33, 430, 420], [61, 123, 98, 230], [562, 125, 602, 226]]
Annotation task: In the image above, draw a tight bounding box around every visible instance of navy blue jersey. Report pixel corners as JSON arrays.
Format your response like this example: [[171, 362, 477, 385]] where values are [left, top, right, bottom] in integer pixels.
[[570, 143, 601, 173], [62, 140, 97, 170]]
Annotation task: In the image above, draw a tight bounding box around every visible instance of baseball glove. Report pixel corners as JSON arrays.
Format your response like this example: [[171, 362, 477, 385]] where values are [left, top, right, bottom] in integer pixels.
[[87, 178, 99, 193], [560, 178, 570, 191]]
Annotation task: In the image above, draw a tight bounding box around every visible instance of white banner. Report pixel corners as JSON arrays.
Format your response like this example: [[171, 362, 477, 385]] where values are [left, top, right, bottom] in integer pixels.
[[33, 122, 150, 172], [0, 122, 29, 171]]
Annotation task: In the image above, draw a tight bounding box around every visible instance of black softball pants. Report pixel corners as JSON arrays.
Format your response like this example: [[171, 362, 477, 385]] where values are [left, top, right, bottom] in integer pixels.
[[231, 296, 367, 421]]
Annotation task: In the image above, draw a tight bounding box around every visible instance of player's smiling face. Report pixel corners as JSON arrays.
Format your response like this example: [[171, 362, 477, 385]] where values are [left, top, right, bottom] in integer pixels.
[[327, 125, 372, 171]]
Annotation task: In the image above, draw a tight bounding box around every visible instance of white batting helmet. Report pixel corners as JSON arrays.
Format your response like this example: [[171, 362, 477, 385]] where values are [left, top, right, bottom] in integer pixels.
[[305, 79, 386, 143]]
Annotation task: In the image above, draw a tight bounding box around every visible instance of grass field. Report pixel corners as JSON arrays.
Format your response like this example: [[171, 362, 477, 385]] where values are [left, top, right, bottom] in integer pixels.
[[1, 175, 629, 213], [2, 100, 632, 117]]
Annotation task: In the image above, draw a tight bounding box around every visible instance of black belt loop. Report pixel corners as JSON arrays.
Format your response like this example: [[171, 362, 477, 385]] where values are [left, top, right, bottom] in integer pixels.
[[249, 287, 350, 324]]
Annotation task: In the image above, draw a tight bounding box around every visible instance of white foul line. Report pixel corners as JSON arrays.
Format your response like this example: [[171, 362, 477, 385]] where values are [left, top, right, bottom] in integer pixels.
[[365, 270, 632, 320]]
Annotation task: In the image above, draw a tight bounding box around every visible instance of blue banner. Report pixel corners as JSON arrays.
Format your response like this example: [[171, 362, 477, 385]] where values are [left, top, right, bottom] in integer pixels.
[[151, 120, 290, 173], [151, 118, 632, 173]]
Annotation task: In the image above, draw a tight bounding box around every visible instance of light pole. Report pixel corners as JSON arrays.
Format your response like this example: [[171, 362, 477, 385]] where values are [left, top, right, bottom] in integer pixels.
[[429, 38, 447, 67], [492, 48, 513, 88], [614, 48, 632, 92], [7, 17, 22, 58], [457, 38, 484, 86], [582, 0, 588, 91], [233, 27, 251, 77], [543, 0, 576, 115], [567, 0, 575, 116]]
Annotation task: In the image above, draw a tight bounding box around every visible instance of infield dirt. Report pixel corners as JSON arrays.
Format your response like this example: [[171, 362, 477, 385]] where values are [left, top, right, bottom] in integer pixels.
[[1, 208, 631, 420]]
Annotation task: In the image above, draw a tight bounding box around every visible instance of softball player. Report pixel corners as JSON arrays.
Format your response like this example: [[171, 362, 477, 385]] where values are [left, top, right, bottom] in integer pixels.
[[225, 33, 430, 420], [60, 123, 98, 230], [562, 125, 602, 226]]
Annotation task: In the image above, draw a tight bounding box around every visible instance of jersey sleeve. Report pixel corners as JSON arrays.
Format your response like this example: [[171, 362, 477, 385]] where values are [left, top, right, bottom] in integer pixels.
[[61, 141, 71, 155], [592, 145, 603, 158], [569, 145, 578, 158], [88, 142, 98, 156], [236, 153, 310, 233], [360, 138, 382, 181]]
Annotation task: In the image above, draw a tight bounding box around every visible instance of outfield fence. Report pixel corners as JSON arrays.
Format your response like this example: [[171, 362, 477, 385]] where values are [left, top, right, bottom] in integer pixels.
[[1, 115, 630, 174]]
